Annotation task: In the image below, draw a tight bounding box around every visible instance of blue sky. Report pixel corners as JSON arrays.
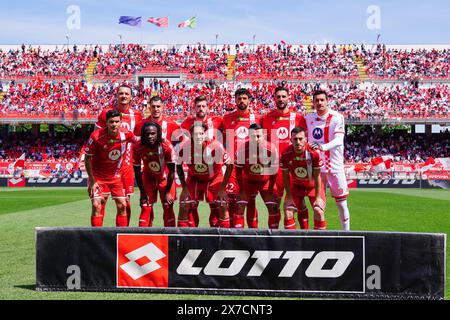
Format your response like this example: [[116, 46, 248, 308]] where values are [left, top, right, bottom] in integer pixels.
[[1, 0, 449, 45]]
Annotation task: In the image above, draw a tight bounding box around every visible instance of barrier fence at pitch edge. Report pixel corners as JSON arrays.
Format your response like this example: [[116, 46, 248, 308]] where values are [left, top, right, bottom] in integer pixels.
[[35, 228, 446, 300], [2, 178, 449, 189]]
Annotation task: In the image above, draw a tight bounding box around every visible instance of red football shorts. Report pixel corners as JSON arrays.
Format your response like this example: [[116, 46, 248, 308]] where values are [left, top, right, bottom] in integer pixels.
[[143, 174, 177, 204], [186, 174, 223, 203], [89, 177, 125, 200]]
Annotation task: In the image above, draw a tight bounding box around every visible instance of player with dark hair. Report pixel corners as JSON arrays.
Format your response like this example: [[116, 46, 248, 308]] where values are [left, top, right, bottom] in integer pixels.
[[180, 95, 222, 227], [95, 84, 143, 226], [281, 127, 326, 230], [300, 90, 350, 230], [135, 96, 180, 146], [235, 123, 279, 228], [260, 86, 305, 228], [133, 121, 176, 227], [85, 109, 137, 227], [176, 122, 233, 228], [218, 88, 260, 228]]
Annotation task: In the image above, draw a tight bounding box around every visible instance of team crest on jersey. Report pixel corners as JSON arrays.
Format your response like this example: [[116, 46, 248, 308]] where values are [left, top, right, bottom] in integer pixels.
[[148, 161, 161, 172], [195, 164, 208, 173], [236, 126, 249, 139], [109, 150, 121, 161], [312, 128, 323, 140], [276, 127, 289, 139], [294, 167, 307, 178], [250, 164, 263, 174]]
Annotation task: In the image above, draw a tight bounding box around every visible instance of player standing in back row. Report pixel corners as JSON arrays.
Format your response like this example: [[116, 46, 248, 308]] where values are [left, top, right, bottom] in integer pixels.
[[95, 84, 142, 226], [218, 88, 260, 228], [260, 86, 304, 228], [300, 90, 350, 230]]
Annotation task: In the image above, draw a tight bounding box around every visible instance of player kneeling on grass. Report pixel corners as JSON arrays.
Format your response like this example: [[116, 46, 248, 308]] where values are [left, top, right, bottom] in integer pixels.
[[176, 122, 233, 228], [133, 121, 176, 227], [85, 110, 137, 227], [235, 123, 279, 229], [281, 127, 326, 230]]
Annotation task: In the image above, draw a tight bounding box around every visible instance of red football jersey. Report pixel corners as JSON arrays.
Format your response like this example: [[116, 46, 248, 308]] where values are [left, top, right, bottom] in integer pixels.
[[180, 115, 221, 141], [96, 106, 142, 135], [235, 140, 278, 183], [219, 110, 260, 154], [96, 106, 143, 176], [260, 109, 304, 155], [135, 117, 180, 142], [84, 128, 136, 181], [132, 139, 175, 180], [280, 145, 323, 188], [177, 140, 231, 182]]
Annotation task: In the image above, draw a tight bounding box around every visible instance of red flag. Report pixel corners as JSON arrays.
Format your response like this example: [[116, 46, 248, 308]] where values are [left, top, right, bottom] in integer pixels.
[[371, 155, 393, 172], [13, 153, 26, 169], [354, 163, 366, 173], [147, 17, 169, 27], [423, 157, 435, 166], [280, 40, 286, 45], [239, 42, 245, 46]]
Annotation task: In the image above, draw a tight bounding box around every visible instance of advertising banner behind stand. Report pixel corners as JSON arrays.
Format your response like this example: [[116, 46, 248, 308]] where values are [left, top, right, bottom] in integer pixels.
[[36, 228, 446, 299]]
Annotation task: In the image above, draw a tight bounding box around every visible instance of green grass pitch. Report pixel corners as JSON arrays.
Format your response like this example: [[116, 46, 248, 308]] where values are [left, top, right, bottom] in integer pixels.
[[0, 187, 448, 300]]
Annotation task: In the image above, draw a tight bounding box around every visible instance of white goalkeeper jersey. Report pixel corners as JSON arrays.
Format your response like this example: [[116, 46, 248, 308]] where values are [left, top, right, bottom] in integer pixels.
[[304, 110, 345, 173]]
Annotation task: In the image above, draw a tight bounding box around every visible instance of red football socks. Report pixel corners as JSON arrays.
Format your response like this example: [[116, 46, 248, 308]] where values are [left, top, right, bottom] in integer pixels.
[[298, 208, 309, 230]]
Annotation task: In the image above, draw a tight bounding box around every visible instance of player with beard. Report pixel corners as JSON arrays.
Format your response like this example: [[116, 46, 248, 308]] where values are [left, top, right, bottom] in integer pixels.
[[85, 110, 137, 227], [219, 88, 260, 228], [133, 122, 176, 227], [176, 123, 233, 228], [180, 95, 222, 227], [95, 84, 142, 226], [260, 86, 305, 228], [281, 127, 326, 230]]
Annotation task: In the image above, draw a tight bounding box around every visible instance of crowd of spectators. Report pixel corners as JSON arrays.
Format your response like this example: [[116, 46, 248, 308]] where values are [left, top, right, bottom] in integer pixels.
[[1, 43, 449, 80], [234, 43, 359, 79], [0, 131, 85, 163], [0, 44, 92, 77], [0, 79, 448, 119], [99, 44, 229, 77], [345, 127, 449, 163], [360, 44, 450, 80]]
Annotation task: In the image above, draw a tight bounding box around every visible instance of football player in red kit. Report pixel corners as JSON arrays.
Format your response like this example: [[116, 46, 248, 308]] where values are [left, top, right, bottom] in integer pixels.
[[135, 96, 180, 145], [219, 88, 260, 228], [95, 84, 142, 226], [260, 86, 305, 226], [235, 123, 279, 228], [133, 121, 176, 227], [180, 95, 222, 227], [281, 127, 326, 230], [85, 110, 137, 227], [176, 122, 233, 228]]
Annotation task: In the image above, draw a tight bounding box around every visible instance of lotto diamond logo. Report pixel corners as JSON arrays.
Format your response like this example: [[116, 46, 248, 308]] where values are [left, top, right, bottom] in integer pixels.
[[117, 234, 169, 288]]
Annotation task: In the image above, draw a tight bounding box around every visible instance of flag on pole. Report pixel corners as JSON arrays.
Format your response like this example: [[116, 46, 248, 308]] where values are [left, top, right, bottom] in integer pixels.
[[178, 16, 196, 28], [370, 155, 393, 172], [119, 16, 142, 27], [147, 17, 169, 27]]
